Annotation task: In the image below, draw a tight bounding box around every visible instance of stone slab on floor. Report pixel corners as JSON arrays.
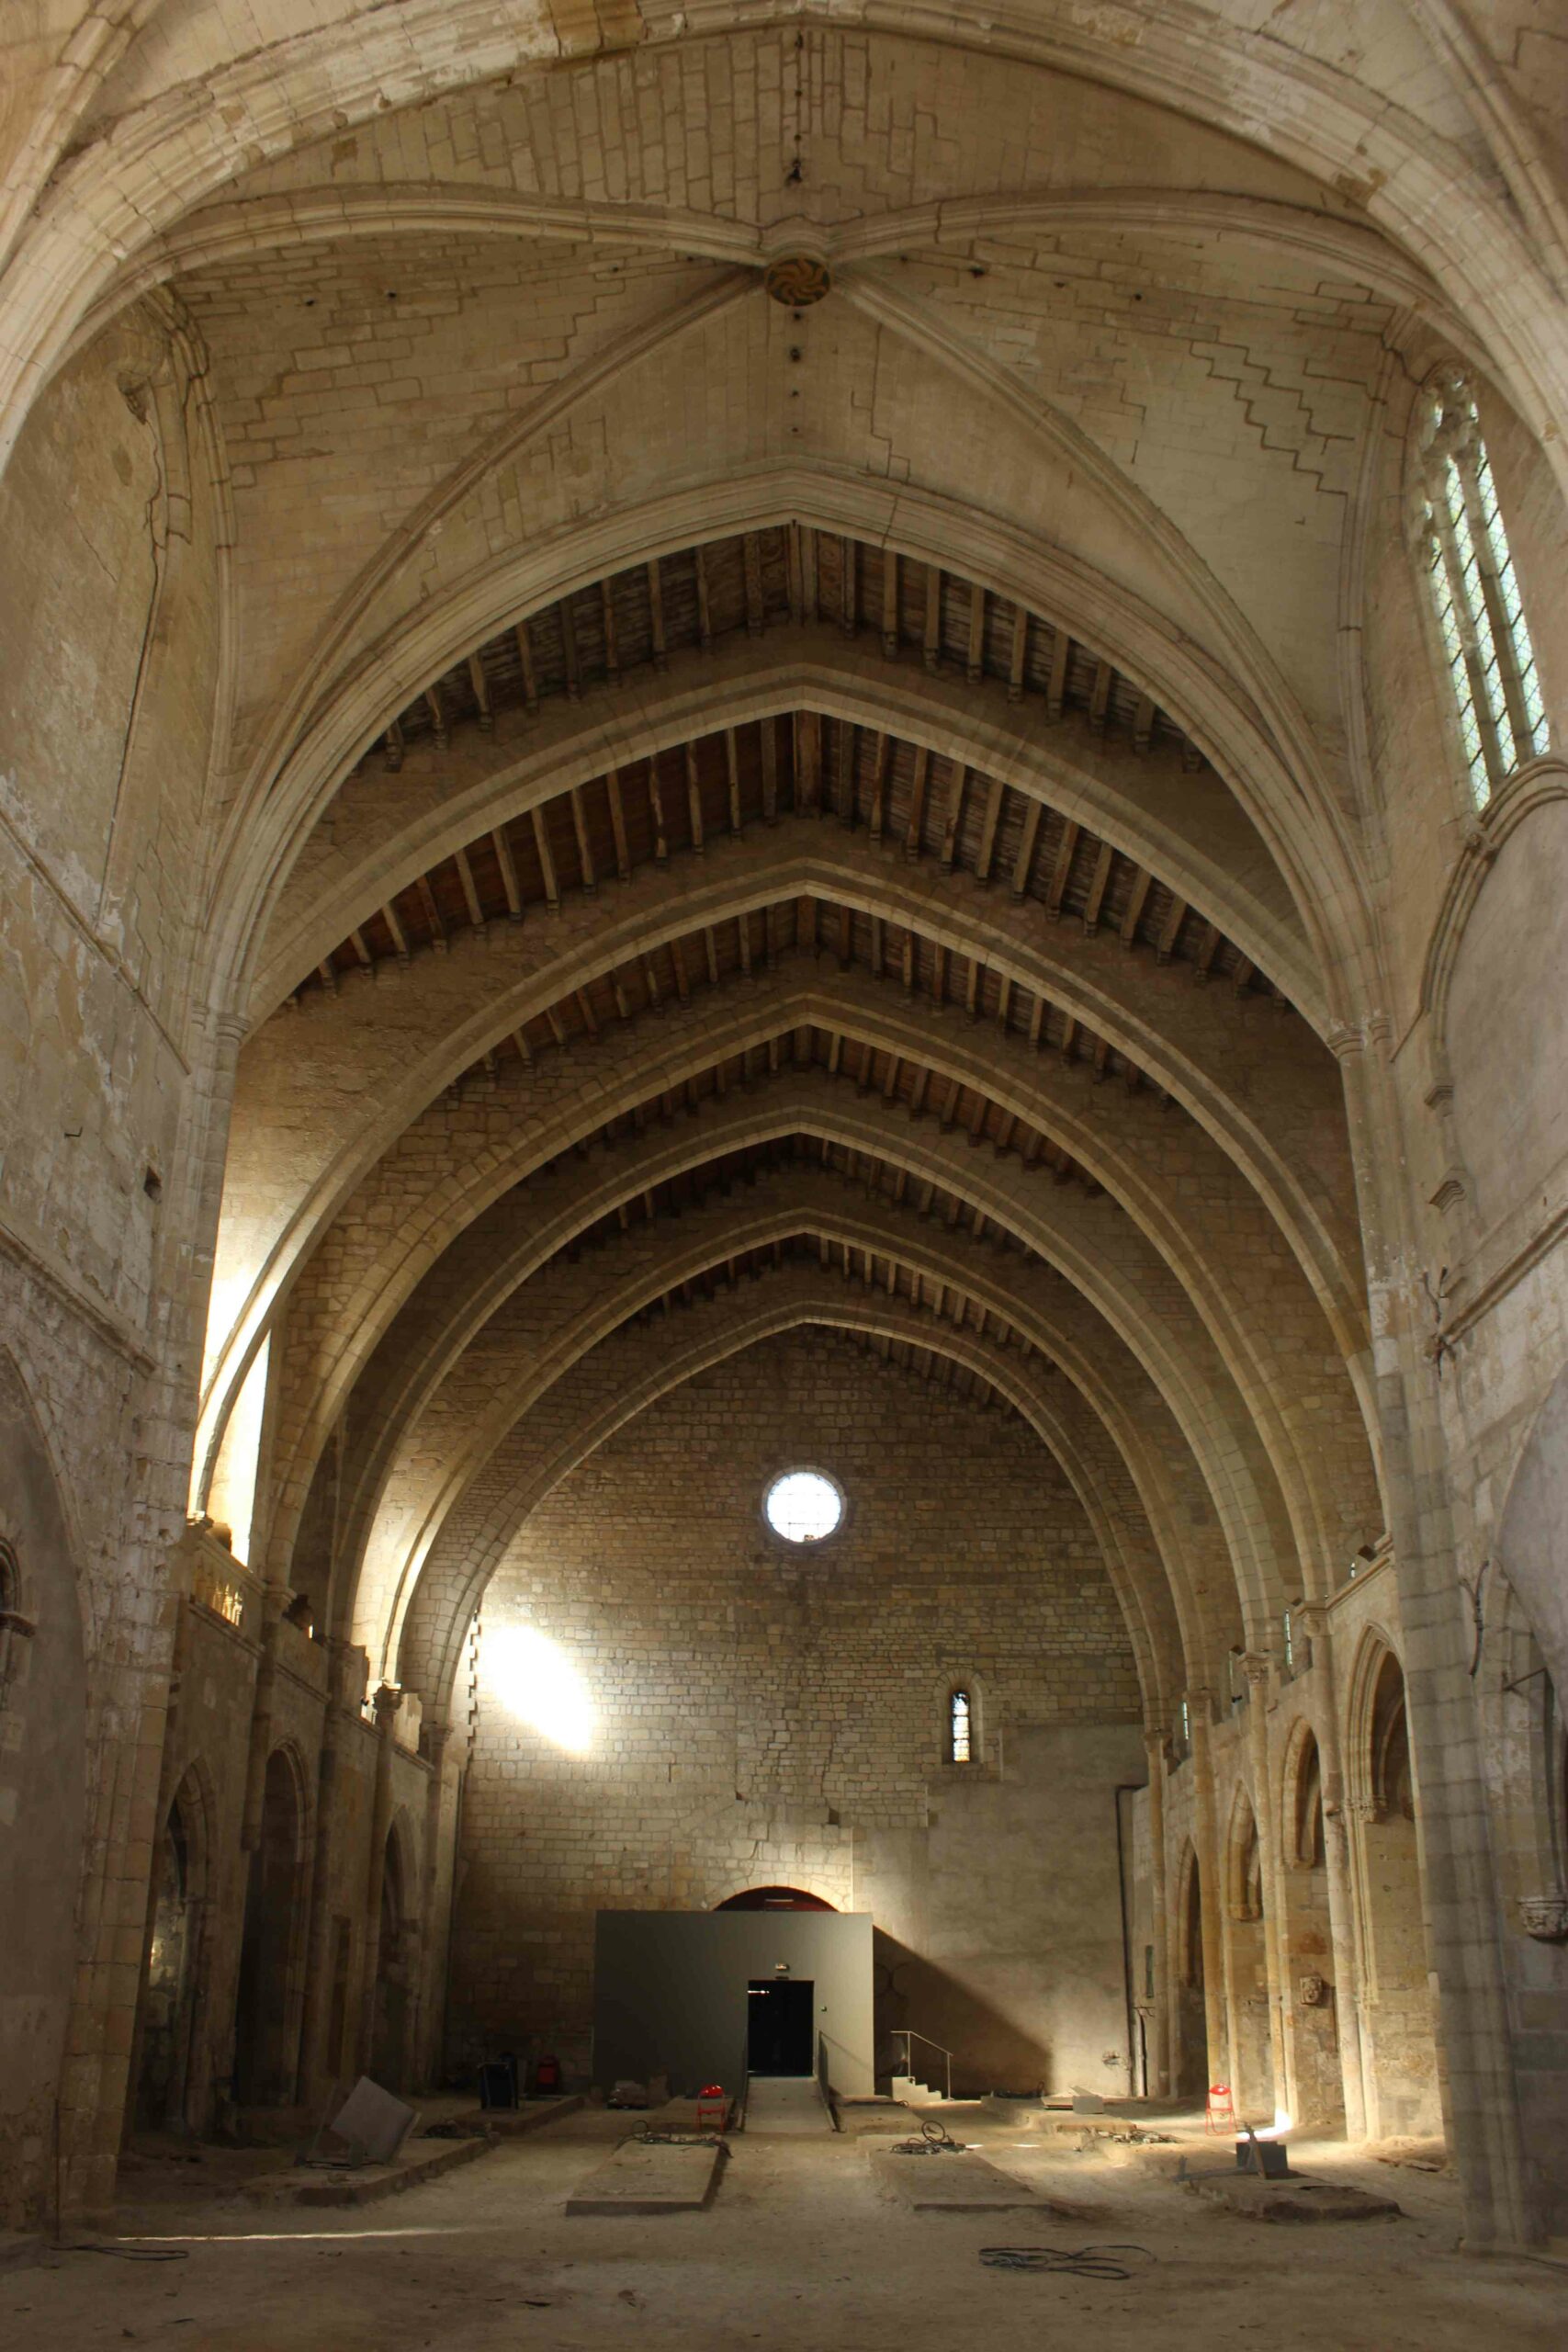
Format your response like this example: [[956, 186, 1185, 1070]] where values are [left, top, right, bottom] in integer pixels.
[[1182, 2168, 1402, 2222], [240, 2130, 493, 2210], [870, 2151, 1041, 2211], [565, 2135, 727, 2216]]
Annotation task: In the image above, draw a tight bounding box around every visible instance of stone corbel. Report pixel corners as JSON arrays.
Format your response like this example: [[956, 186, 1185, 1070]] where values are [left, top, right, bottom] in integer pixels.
[[1239, 1651, 1274, 1701], [1518, 1893, 1568, 1942]]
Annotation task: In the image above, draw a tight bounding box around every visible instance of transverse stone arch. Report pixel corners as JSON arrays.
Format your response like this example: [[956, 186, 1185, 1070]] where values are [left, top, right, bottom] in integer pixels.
[[362, 1169, 1258, 1697], [223, 461, 1366, 1026], [394, 1273, 1189, 1726], [202, 847, 1365, 1538], [264, 1030, 1373, 1679]]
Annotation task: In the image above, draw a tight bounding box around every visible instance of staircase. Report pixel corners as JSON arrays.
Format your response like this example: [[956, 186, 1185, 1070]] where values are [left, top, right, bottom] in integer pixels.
[[889, 2029, 953, 2106], [889, 2073, 943, 2107]]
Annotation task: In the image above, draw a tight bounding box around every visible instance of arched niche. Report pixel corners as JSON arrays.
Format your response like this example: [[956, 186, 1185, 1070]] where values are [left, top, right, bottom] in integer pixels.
[[1440, 785, 1568, 1238], [232, 1745, 310, 2110], [1276, 1723, 1343, 2130], [1349, 1640, 1441, 2140], [1224, 1788, 1271, 2123], [132, 1767, 213, 2136], [370, 1813, 416, 2092], [1174, 1841, 1208, 2102], [1497, 1360, 1568, 1705]]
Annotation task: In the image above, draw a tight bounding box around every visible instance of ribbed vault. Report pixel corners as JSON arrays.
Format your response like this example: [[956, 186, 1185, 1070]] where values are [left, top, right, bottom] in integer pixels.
[[167, 50, 1414, 1767]]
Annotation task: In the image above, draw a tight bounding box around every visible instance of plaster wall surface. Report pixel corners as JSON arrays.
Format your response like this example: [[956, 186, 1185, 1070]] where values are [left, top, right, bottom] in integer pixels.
[[593, 1908, 874, 2098]]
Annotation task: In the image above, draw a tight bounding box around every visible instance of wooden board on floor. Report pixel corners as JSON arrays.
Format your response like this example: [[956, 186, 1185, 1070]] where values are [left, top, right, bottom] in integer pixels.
[[566, 2136, 726, 2216], [870, 2151, 1041, 2211]]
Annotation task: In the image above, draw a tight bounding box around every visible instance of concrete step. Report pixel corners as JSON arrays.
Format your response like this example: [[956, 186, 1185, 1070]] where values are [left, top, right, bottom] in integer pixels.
[[890, 2075, 942, 2106]]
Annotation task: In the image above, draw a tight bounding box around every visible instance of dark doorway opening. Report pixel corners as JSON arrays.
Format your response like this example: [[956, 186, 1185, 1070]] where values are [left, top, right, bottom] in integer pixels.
[[717, 1885, 834, 1912], [747, 1977, 815, 2075], [233, 1748, 305, 2108]]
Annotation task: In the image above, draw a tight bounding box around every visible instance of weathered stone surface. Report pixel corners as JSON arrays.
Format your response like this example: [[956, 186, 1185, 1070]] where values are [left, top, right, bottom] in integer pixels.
[[0, 0, 1564, 2270]]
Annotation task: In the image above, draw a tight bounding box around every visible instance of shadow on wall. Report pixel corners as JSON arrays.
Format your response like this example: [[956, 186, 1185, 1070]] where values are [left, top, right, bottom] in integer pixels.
[[874, 1929, 1049, 2098], [0, 1348, 88, 2231]]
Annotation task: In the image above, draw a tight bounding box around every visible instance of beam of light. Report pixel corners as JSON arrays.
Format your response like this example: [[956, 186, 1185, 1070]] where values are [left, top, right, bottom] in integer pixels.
[[480, 1624, 595, 1753], [125, 2228, 457, 2244]]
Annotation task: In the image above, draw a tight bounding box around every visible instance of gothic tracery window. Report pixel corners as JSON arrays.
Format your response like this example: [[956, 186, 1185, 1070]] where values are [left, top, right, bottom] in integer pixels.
[[1416, 372, 1548, 808]]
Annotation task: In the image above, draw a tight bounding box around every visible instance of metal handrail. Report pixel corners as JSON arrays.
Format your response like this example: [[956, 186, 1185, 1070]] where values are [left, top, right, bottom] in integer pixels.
[[891, 2028, 953, 2102]]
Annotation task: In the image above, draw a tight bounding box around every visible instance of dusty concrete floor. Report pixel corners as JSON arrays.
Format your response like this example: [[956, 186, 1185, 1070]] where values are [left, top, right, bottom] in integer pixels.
[[9, 2107, 1563, 2351]]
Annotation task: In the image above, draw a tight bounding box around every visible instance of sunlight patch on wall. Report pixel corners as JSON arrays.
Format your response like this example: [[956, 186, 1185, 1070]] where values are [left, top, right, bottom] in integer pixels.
[[481, 1624, 595, 1754]]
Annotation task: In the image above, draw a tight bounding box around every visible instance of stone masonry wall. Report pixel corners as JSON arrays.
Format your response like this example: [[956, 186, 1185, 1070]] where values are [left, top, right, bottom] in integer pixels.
[[450, 1326, 1141, 2082]]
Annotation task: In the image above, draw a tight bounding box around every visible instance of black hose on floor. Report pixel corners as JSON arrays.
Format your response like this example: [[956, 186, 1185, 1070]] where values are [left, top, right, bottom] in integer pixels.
[[978, 2243, 1155, 2280]]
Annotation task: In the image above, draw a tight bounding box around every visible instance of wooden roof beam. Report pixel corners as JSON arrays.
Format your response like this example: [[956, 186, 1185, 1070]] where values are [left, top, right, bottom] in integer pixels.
[[974, 775, 1006, 884], [466, 654, 493, 730], [513, 618, 539, 713], [1156, 896, 1189, 963], [453, 845, 484, 929], [604, 769, 631, 881], [570, 786, 597, 891], [923, 564, 942, 673], [1120, 865, 1152, 947], [1046, 625, 1070, 724], [646, 559, 667, 671], [491, 827, 523, 920], [965, 582, 986, 684], [1082, 839, 1114, 933], [531, 808, 560, 909], [1046, 820, 1080, 918], [414, 872, 446, 950], [904, 745, 930, 860]]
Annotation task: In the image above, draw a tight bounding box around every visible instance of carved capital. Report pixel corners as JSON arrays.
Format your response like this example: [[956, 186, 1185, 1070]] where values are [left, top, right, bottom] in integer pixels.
[[1428, 1165, 1469, 1216]]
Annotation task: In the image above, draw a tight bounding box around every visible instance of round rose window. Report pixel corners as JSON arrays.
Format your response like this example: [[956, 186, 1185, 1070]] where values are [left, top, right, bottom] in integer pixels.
[[763, 1468, 844, 1544]]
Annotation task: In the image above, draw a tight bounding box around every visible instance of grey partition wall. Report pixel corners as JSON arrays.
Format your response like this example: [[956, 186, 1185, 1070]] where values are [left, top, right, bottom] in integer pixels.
[[592, 1910, 874, 2098]]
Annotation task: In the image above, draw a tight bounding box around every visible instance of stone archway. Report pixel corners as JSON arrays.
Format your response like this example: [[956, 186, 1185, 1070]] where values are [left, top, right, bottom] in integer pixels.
[[132, 1774, 211, 2135], [1224, 1790, 1272, 2124], [1276, 1727, 1344, 2131], [1351, 1644, 1440, 2140], [370, 1821, 414, 2092], [232, 1747, 309, 2110], [1174, 1841, 1208, 2103]]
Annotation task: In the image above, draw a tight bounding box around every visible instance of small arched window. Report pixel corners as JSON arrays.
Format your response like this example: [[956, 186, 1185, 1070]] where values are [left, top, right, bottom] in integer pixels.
[[1416, 371, 1548, 808], [948, 1687, 973, 1765], [0, 1537, 33, 1702]]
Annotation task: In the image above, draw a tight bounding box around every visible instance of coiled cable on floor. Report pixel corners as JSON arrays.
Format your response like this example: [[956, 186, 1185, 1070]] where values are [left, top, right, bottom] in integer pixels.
[[891, 2120, 964, 2155], [978, 2243, 1155, 2280]]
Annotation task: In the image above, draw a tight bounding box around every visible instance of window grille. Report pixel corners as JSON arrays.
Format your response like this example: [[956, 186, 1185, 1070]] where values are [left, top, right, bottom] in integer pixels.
[[1417, 374, 1548, 808]]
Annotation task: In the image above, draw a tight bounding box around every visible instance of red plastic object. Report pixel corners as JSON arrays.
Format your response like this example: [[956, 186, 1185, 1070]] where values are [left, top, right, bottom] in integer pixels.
[[534, 2053, 561, 2095], [695, 2083, 728, 2131], [1204, 2082, 1235, 2132]]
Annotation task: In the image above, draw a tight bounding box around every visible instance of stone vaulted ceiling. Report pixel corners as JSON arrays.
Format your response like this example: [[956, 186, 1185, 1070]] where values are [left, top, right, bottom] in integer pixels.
[[128, 12, 1466, 1748]]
